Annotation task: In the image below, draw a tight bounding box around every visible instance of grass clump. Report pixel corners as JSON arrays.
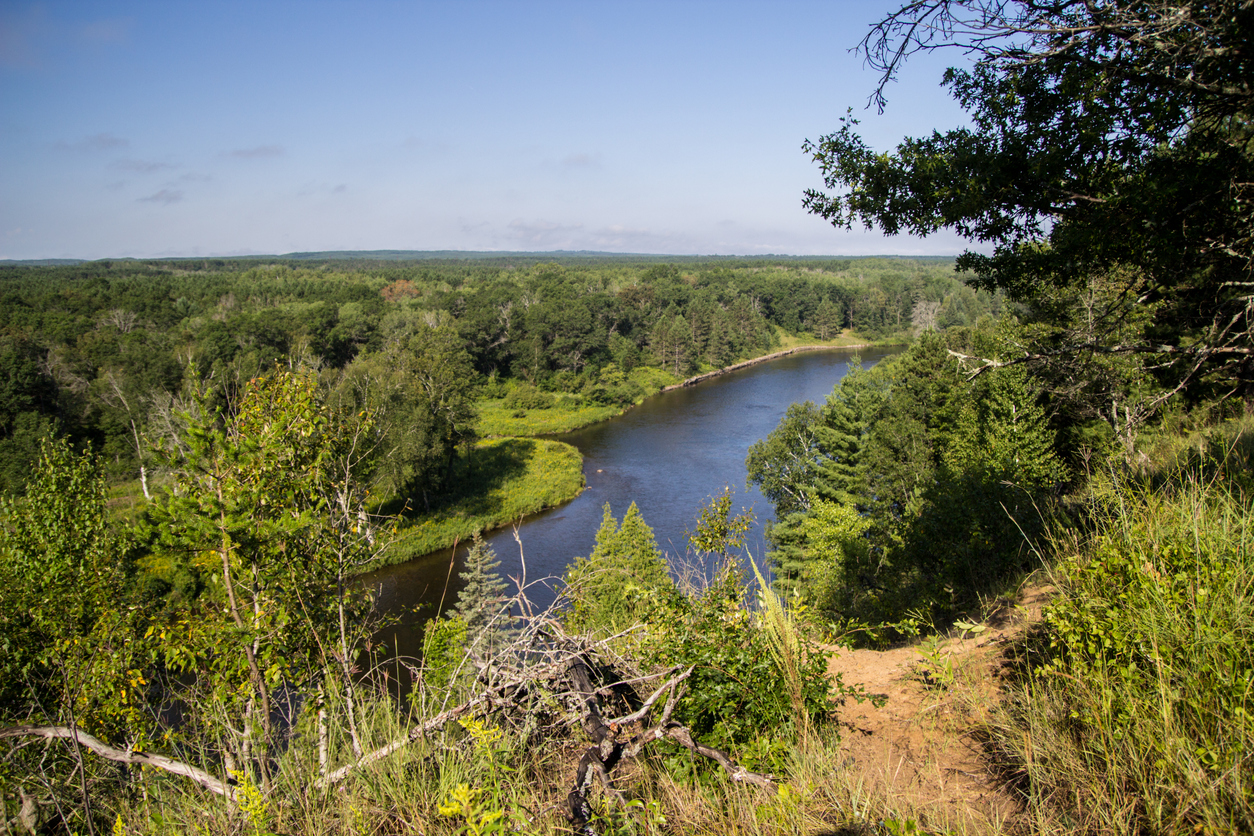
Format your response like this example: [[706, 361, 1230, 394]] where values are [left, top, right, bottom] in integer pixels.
[[477, 398, 624, 436], [991, 424, 1254, 834]]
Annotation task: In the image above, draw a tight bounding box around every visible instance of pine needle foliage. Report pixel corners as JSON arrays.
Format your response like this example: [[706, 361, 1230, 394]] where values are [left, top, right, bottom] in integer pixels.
[[562, 502, 673, 635], [452, 534, 511, 651]]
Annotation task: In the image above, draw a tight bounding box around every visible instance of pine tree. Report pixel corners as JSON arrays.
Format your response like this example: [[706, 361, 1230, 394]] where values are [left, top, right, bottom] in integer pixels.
[[562, 502, 673, 634], [814, 297, 840, 340], [705, 310, 733, 368], [452, 534, 511, 651], [916, 366, 1068, 591], [812, 383, 864, 505]]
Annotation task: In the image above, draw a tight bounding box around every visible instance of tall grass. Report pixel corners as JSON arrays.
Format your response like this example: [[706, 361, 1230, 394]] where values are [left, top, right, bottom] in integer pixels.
[[989, 422, 1254, 834]]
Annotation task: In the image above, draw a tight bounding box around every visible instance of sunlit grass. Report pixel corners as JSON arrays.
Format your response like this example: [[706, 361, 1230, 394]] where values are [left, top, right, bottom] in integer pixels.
[[476, 399, 624, 436], [775, 329, 874, 350], [477, 367, 679, 437], [378, 437, 585, 567], [988, 418, 1254, 834]]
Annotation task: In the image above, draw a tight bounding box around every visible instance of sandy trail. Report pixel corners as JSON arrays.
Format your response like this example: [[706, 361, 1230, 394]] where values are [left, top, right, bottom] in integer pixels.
[[823, 585, 1053, 832]]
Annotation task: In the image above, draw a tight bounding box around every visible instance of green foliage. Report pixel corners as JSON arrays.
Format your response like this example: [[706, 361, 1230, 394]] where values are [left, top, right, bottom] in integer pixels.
[[772, 498, 871, 608], [476, 399, 624, 437], [421, 615, 468, 693], [996, 458, 1254, 833], [746, 362, 866, 530], [147, 367, 378, 785], [0, 438, 145, 726], [746, 401, 831, 519], [563, 502, 674, 635], [757, 326, 1066, 629], [452, 535, 512, 651], [905, 364, 1066, 593], [0, 439, 149, 831], [334, 319, 477, 511], [686, 487, 753, 559], [642, 561, 833, 760], [806, 0, 1253, 408], [387, 437, 584, 565], [502, 383, 554, 411]]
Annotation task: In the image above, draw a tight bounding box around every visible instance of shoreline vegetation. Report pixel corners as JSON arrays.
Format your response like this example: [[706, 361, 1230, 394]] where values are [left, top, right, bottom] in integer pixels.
[[380, 437, 585, 569], [660, 340, 876, 393], [383, 337, 882, 571]]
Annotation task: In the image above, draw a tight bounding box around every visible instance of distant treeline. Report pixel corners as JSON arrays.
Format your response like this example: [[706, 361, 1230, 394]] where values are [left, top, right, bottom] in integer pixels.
[[0, 255, 998, 494]]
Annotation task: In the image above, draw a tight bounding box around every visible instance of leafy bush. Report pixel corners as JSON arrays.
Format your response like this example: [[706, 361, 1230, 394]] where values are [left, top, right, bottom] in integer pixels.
[[503, 383, 554, 411], [641, 562, 834, 760], [421, 615, 467, 692]]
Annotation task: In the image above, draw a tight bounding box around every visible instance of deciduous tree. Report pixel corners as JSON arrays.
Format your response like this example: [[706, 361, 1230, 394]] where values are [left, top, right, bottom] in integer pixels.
[[805, 0, 1254, 408]]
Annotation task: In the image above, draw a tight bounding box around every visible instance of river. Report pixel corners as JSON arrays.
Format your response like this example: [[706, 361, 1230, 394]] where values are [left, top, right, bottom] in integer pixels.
[[364, 346, 894, 660]]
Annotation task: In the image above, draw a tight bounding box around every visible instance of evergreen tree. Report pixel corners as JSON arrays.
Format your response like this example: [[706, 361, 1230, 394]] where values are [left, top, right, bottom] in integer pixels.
[[705, 310, 733, 368], [766, 499, 871, 604], [811, 383, 864, 505], [813, 297, 840, 340], [452, 534, 511, 650], [562, 502, 673, 634], [666, 314, 695, 375], [907, 365, 1068, 591]]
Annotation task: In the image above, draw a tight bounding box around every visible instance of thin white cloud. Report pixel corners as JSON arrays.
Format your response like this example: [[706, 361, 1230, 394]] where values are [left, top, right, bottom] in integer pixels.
[[561, 152, 598, 168], [113, 158, 173, 173], [505, 218, 584, 246], [138, 189, 183, 205], [55, 132, 128, 152], [333, 184, 347, 193], [227, 145, 284, 159]]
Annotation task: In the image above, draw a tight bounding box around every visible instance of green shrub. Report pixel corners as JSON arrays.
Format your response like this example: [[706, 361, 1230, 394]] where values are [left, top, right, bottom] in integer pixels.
[[421, 615, 467, 693], [997, 465, 1254, 834], [641, 561, 834, 761], [503, 383, 554, 411]]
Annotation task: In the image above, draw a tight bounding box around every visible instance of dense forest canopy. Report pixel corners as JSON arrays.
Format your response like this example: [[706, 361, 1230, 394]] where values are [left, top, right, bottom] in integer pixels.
[[0, 254, 994, 497]]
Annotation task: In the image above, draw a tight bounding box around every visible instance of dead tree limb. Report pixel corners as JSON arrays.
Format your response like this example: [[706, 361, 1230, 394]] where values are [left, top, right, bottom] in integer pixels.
[[563, 655, 775, 834], [0, 725, 236, 801]]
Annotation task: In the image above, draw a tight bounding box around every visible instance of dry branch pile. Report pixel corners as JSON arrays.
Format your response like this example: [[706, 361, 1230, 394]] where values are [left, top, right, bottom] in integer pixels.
[[2, 585, 780, 835]]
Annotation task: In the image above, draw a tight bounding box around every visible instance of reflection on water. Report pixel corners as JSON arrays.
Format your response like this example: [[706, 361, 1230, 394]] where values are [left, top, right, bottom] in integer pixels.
[[363, 347, 895, 660]]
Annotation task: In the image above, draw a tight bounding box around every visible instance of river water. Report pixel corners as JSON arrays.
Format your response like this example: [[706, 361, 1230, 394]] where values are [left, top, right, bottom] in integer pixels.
[[364, 347, 893, 660]]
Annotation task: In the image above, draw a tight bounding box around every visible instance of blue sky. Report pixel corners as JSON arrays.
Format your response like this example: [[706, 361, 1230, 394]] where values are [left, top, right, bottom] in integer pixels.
[[1, 1, 977, 260]]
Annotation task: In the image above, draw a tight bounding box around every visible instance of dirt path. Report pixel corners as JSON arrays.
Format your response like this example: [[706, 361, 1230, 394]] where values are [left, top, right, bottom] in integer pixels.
[[824, 585, 1053, 833]]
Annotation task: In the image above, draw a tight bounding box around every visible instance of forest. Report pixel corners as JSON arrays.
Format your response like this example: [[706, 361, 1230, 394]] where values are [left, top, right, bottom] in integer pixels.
[[0, 252, 1006, 833], [3, 0, 1253, 832], [0, 253, 986, 500]]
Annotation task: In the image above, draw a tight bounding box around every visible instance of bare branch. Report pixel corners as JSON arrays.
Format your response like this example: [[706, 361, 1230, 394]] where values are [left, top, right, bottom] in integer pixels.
[[0, 726, 236, 801]]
